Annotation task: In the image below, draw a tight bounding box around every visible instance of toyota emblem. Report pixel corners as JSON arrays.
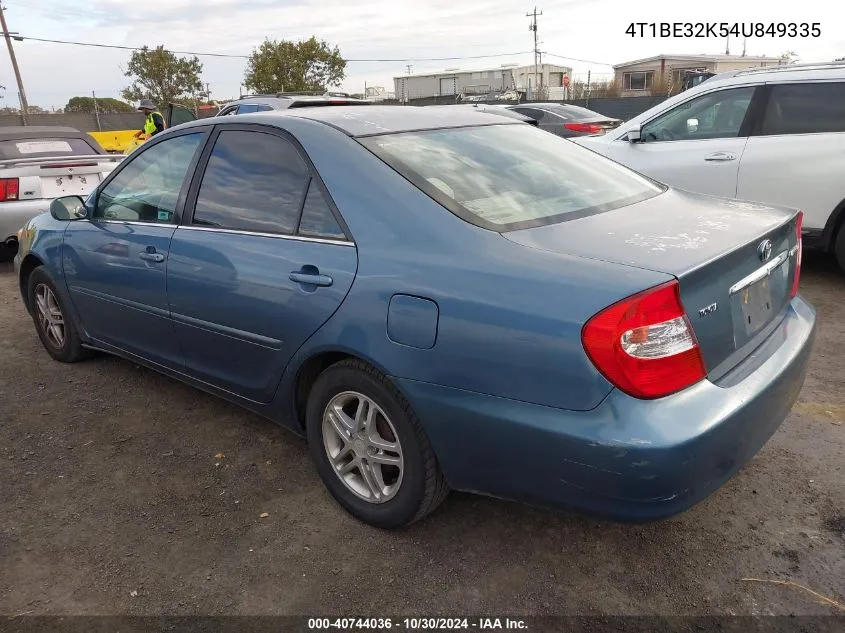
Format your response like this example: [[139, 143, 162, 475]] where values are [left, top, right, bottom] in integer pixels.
[[757, 239, 773, 262]]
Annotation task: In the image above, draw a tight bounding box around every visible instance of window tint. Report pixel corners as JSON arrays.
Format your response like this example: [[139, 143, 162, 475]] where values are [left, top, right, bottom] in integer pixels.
[[95, 132, 204, 223], [297, 180, 346, 240], [760, 82, 845, 135], [362, 124, 662, 232], [257, 104, 274, 112], [511, 107, 543, 121], [193, 130, 309, 234], [237, 104, 261, 114], [641, 87, 754, 142]]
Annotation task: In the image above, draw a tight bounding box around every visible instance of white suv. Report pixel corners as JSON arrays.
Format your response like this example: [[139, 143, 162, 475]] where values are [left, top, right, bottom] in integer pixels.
[[573, 63, 845, 271]]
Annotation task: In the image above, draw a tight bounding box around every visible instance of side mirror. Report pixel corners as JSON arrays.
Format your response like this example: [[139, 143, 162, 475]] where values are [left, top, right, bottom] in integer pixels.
[[50, 196, 88, 221], [627, 125, 642, 142], [686, 118, 699, 133]]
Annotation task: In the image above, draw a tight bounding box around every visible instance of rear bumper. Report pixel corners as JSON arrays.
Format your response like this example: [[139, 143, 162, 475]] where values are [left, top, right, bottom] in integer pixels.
[[398, 295, 816, 521], [0, 200, 50, 242]]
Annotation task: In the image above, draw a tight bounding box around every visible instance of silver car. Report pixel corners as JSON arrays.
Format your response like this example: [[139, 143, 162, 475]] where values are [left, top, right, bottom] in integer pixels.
[[0, 126, 122, 258]]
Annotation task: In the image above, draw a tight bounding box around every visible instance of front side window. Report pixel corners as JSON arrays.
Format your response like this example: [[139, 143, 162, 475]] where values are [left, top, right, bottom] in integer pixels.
[[361, 123, 663, 232], [192, 130, 310, 234], [760, 82, 845, 135], [94, 132, 204, 223], [641, 87, 755, 142]]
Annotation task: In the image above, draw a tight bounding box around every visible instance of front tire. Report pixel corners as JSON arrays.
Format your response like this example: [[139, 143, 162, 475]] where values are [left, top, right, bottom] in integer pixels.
[[306, 359, 448, 528], [835, 224, 845, 274], [27, 267, 87, 363]]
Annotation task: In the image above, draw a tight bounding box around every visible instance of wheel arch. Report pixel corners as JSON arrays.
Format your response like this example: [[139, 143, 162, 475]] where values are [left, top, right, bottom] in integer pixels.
[[17, 253, 45, 314], [291, 349, 398, 432]]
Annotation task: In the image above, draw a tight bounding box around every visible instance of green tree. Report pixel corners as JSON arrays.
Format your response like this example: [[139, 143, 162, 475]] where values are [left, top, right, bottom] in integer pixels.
[[121, 45, 203, 107], [244, 37, 346, 94], [65, 96, 135, 113]]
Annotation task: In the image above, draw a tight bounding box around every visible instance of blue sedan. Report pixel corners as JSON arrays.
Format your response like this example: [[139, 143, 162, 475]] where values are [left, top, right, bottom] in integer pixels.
[[14, 106, 816, 528]]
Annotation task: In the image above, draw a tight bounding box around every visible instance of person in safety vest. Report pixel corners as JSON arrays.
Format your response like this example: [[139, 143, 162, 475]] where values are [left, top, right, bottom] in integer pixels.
[[134, 99, 165, 141]]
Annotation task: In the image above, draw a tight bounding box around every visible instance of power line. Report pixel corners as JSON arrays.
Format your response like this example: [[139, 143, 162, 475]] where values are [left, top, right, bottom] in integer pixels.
[[4, 33, 535, 63], [542, 52, 614, 67]]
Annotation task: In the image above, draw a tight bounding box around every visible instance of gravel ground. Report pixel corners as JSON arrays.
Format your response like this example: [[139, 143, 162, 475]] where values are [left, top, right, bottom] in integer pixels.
[[0, 255, 843, 617]]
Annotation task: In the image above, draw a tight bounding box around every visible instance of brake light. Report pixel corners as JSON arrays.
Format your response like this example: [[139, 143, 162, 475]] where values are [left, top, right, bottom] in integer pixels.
[[582, 280, 706, 399], [791, 211, 803, 298], [0, 177, 19, 201], [564, 122, 605, 134]]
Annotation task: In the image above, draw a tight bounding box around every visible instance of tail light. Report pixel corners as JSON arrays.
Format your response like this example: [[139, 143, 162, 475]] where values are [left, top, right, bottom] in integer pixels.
[[582, 280, 706, 399], [790, 211, 803, 298], [40, 162, 98, 169], [564, 122, 605, 134], [0, 177, 19, 201]]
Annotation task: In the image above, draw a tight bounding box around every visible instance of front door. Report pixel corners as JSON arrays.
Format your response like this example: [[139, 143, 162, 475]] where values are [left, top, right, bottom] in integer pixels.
[[167, 126, 358, 402], [62, 130, 207, 368], [605, 86, 759, 198]]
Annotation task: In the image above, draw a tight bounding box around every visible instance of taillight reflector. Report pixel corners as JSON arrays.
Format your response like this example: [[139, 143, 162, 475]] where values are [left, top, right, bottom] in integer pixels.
[[564, 122, 605, 134], [791, 211, 803, 298], [582, 280, 706, 399], [0, 177, 19, 201]]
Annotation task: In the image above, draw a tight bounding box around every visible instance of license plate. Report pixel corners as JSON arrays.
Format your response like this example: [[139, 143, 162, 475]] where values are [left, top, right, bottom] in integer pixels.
[[740, 275, 774, 336], [40, 174, 98, 198]]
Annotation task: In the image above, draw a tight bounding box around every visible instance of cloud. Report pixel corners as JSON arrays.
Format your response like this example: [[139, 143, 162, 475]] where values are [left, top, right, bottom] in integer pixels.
[[1, 0, 840, 108]]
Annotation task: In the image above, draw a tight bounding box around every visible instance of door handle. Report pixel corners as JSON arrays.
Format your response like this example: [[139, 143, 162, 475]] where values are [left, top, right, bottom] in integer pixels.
[[704, 152, 737, 162], [139, 252, 165, 263], [289, 271, 333, 287]]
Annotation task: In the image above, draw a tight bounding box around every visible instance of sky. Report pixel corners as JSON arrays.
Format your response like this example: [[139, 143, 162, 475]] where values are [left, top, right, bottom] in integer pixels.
[[0, 0, 842, 109]]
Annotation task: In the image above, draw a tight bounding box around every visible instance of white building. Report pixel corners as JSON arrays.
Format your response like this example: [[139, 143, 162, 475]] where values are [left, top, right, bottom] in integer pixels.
[[393, 62, 573, 102]]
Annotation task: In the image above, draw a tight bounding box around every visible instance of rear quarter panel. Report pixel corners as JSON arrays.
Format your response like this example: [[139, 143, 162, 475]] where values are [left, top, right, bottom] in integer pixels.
[[274, 118, 673, 413]]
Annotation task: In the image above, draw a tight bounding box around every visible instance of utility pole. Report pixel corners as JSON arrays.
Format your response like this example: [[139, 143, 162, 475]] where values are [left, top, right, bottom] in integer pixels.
[[742, 37, 747, 57], [91, 90, 101, 131], [527, 6, 542, 100], [406, 64, 413, 75], [725, 35, 730, 55], [0, 2, 29, 124]]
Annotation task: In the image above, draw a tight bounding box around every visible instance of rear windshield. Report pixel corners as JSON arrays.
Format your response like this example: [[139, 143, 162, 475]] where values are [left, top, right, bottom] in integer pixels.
[[546, 104, 609, 119], [360, 123, 663, 231], [0, 137, 100, 160]]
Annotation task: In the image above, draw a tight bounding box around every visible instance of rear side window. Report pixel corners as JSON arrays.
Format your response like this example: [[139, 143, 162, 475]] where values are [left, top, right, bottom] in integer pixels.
[[297, 180, 346, 240], [192, 130, 310, 234], [237, 104, 269, 114], [760, 82, 845, 135], [0, 137, 99, 160]]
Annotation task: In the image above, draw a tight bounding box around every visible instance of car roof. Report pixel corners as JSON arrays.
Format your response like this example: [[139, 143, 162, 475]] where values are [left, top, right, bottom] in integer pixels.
[[0, 126, 87, 140], [223, 95, 370, 109], [207, 105, 521, 137]]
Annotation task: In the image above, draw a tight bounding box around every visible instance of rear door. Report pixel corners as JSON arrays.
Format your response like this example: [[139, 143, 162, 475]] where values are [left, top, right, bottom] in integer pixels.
[[602, 86, 759, 198], [167, 124, 357, 402], [736, 80, 845, 233]]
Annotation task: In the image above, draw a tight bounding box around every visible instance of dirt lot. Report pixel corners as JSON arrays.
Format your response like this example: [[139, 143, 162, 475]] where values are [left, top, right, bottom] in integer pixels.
[[0, 255, 843, 618]]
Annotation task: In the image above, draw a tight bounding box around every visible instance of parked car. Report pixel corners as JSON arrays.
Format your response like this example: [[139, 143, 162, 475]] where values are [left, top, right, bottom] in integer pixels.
[[572, 62, 845, 272], [15, 106, 815, 528], [503, 103, 621, 137], [0, 126, 122, 260], [447, 104, 539, 125], [215, 93, 371, 116]]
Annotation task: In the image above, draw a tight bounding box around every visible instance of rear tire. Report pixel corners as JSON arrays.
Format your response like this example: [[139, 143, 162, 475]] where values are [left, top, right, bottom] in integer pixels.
[[305, 359, 448, 528], [27, 267, 87, 363], [835, 224, 845, 274]]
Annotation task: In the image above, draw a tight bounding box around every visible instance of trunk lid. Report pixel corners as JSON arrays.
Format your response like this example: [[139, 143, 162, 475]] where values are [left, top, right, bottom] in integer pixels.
[[0, 155, 122, 200], [503, 188, 800, 380]]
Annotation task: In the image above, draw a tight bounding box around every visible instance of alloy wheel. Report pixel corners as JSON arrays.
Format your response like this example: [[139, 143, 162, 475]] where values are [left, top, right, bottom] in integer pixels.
[[34, 284, 65, 349], [322, 390, 404, 504]]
